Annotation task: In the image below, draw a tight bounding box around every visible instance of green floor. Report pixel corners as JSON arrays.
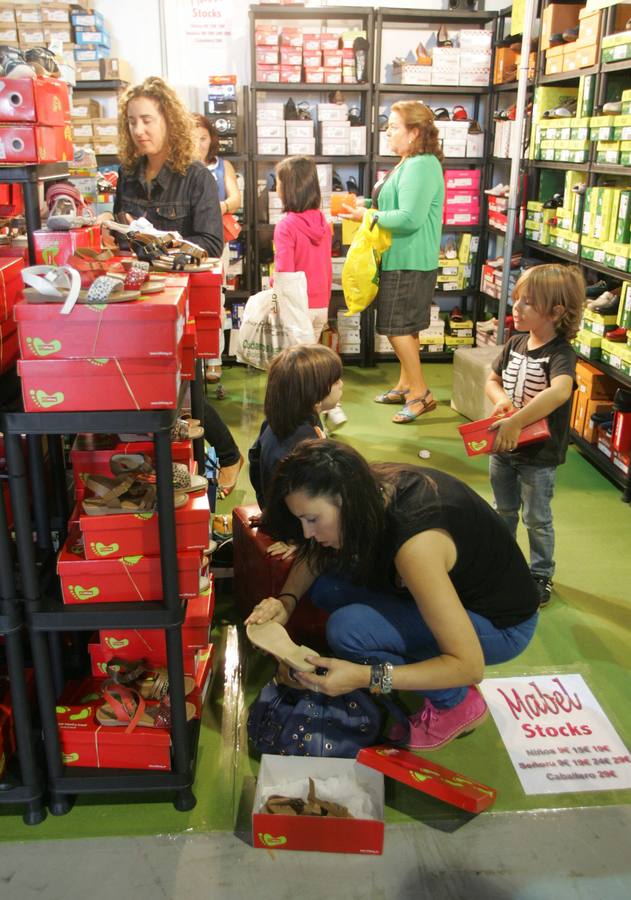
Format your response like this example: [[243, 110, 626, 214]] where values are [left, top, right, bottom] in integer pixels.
[[1, 361, 630, 841]]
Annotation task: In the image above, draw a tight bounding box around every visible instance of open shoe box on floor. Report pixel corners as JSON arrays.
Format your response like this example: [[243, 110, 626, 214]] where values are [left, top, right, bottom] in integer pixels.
[[253, 748, 496, 855]]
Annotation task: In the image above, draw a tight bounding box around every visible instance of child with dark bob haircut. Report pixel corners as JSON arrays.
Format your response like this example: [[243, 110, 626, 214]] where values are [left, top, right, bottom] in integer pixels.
[[249, 344, 343, 509], [486, 263, 585, 607]]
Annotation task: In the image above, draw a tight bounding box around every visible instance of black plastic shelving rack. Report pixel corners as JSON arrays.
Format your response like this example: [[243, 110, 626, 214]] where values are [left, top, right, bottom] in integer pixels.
[[0, 377, 206, 815]]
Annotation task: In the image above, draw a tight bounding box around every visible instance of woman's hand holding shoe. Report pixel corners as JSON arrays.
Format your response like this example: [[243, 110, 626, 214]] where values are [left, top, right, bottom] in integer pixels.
[[340, 197, 366, 222], [294, 656, 369, 697], [244, 596, 290, 628]]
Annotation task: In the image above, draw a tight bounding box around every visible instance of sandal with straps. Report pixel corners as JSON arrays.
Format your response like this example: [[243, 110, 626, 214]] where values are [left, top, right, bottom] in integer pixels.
[[105, 657, 195, 698], [374, 388, 409, 405], [22, 265, 81, 315], [78, 273, 141, 304], [110, 455, 208, 494], [80, 472, 188, 516], [247, 621, 317, 672], [392, 390, 437, 424], [95, 682, 195, 731]]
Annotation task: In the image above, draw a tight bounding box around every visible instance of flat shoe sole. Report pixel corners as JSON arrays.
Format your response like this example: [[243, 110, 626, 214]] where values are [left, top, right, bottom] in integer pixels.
[[247, 621, 317, 672]]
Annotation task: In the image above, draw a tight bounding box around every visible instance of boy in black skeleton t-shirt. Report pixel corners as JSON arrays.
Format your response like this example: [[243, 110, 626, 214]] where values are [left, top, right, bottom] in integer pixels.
[[485, 264, 584, 607]]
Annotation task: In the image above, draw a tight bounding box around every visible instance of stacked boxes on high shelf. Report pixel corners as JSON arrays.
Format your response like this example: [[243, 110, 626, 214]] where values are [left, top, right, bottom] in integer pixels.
[[0, 76, 72, 163], [437, 231, 478, 292], [391, 26, 491, 88], [255, 23, 367, 85], [541, 4, 602, 77], [257, 100, 365, 158]]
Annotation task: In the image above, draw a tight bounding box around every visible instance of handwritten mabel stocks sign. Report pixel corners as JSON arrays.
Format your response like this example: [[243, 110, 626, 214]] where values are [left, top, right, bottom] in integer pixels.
[[479, 674, 631, 795]]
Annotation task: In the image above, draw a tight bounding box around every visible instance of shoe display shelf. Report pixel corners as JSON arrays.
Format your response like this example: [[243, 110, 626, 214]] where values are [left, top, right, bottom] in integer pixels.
[[0, 162, 70, 265], [0, 481, 47, 825], [369, 7, 498, 366], [520, 0, 631, 497], [0, 377, 207, 815], [71, 79, 129, 167], [248, 4, 375, 366]]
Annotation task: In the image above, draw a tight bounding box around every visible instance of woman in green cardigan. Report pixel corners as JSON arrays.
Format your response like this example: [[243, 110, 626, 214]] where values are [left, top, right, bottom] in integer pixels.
[[343, 101, 444, 423]]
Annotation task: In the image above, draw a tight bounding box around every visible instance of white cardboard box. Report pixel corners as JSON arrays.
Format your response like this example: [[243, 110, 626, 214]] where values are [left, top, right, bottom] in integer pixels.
[[349, 126, 367, 155], [258, 123, 286, 139], [285, 121, 314, 139], [321, 140, 350, 156], [288, 139, 316, 155], [317, 103, 349, 122]]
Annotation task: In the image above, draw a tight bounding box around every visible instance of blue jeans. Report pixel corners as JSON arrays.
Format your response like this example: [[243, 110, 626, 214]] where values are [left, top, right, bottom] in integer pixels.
[[489, 455, 557, 579], [310, 575, 538, 709]]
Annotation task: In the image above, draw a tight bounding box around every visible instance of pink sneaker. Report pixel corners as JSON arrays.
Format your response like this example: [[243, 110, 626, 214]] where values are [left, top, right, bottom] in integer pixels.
[[388, 687, 488, 751]]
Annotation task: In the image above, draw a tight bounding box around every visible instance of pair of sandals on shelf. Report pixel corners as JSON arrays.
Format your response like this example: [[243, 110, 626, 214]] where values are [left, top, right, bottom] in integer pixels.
[[80, 451, 208, 516], [106, 219, 217, 272], [21, 253, 166, 315], [73, 416, 204, 456], [90, 658, 197, 731]]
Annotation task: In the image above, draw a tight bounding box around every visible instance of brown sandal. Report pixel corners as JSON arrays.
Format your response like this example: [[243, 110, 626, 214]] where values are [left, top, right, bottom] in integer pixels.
[[392, 389, 436, 424]]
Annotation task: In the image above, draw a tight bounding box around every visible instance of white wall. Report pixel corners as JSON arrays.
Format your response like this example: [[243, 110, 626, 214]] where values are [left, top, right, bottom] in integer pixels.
[[93, 0, 509, 109]]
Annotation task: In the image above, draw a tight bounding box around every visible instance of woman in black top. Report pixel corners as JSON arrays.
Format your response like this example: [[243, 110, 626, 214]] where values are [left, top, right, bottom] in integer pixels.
[[245, 440, 540, 751], [108, 77, 241, 496]]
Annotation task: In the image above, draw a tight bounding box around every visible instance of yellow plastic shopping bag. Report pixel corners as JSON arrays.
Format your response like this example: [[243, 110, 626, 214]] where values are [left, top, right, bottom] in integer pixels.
[[341, 210, 391, 316]]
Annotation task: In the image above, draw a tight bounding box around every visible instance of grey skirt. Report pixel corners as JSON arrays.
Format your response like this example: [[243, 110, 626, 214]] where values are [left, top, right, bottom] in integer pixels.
[[375, 268, 438, 337]]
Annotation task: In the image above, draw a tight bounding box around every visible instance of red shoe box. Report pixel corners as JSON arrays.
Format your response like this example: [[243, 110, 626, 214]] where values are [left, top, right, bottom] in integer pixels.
[[70, 436, 193, 494], [0, 77, 71, 125], [16, 286, 187, 361], [0, 184, 24, 219], [0, 257, 24, 321], [18, 355, 181, 412], [0, 320, 18, 373], [0, 244, 29, 265], [181, 320, 196, 380], [195, 312, 221, 358], [612, 410, 631, 454], [56, 696, 171, 770], [458, 410, 550, 456], [99, 585, 214, 658], [31, 224, 101, 267], [77, 491, 210, 558], [0, 123, 69, 163], [188, 266, 222, 316], [58, 527, 201, 603]]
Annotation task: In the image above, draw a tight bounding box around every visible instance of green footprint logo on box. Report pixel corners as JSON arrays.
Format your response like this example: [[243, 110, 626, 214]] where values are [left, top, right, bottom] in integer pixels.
[[68, 585, 100, 602], [90, 541, 119, 557], [258, 833, 287, 848], [29, 389, 64, 409], [26, 337, 62, 357], [105, 637, 129, 650], [469, 440, 488, 453], [62, 752, 79, 764]]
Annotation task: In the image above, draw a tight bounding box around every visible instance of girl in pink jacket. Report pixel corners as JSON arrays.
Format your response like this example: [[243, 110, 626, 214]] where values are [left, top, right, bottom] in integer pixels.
[[273, 156, 346, 430]]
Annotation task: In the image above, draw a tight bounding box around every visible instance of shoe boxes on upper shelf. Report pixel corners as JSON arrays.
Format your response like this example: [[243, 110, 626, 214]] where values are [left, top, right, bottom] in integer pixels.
[[443, 169, 480, 227], [255, 26, 367, 85], [0, 76, 72, 162], [0, 257, 24, 375], [434, 121, 482, 160], [388, 28, 491, 88]]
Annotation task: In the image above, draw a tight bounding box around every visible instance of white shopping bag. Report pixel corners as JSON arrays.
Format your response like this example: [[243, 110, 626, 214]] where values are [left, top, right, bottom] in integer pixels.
[[236, 271, 315, 369]]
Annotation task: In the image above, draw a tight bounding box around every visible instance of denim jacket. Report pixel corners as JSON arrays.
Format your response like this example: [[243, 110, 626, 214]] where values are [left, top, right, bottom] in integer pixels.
[[114, 159, 224, 258]]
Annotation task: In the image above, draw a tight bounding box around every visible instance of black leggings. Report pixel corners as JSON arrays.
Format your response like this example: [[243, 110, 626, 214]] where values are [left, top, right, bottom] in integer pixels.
[[204, 401, 241, 467]]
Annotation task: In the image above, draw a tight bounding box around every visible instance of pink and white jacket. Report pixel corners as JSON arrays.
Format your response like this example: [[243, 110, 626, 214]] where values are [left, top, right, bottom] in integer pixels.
[[273, 209, 332, 310]]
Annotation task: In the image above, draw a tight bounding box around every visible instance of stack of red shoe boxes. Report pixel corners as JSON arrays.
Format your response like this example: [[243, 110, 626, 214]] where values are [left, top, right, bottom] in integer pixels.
[[0, 257, 24, 376], [188, 264, 223, 359], [14, 279, 189, 412], [0, 672, 35, 780], [53, 436, 215, 770], [0, 77, 72, 163]]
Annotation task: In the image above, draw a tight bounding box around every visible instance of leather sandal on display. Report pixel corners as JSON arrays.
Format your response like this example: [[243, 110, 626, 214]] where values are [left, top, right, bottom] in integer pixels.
[[109, 454, 207, 494], [246, 621, 317, 672], [22, 265, 81, 314], [105, 657, 196, 698], [78, 274, 141, 304], [392, 390, 437, 424], [95, 683, 195, 731], [432, 107, 450, 121], [436, 24, 453, 47], [171, 417, 204, 440]]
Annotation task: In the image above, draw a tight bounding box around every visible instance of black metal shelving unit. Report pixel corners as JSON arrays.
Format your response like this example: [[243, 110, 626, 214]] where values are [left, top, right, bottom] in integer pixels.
[[0, 163, 70, 265], [248, 5, 375, 366], [0, 484, 46, 825], [524, 0, 631, 497], [369, 6, 498, 365], [0, 380, 207, 815]]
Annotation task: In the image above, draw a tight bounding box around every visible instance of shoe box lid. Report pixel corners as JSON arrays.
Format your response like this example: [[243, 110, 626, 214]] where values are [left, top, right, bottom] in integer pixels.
[[357, 746, 496, 813]]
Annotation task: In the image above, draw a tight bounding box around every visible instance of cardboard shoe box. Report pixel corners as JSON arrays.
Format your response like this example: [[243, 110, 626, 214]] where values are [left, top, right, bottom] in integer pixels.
[[0, 77, 70, 125], [57, 526, 201, 603]]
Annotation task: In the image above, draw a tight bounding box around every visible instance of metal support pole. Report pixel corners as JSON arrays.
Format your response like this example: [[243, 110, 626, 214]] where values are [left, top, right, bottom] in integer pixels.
[[497, 0, 537, 345]]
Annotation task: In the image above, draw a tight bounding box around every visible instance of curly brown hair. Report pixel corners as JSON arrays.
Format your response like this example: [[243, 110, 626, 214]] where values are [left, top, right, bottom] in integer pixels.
[[118, 77, 196, 175], [391, 100, 443, 161], [192, 113, 219, 163], [513, 264, 585, 341]]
